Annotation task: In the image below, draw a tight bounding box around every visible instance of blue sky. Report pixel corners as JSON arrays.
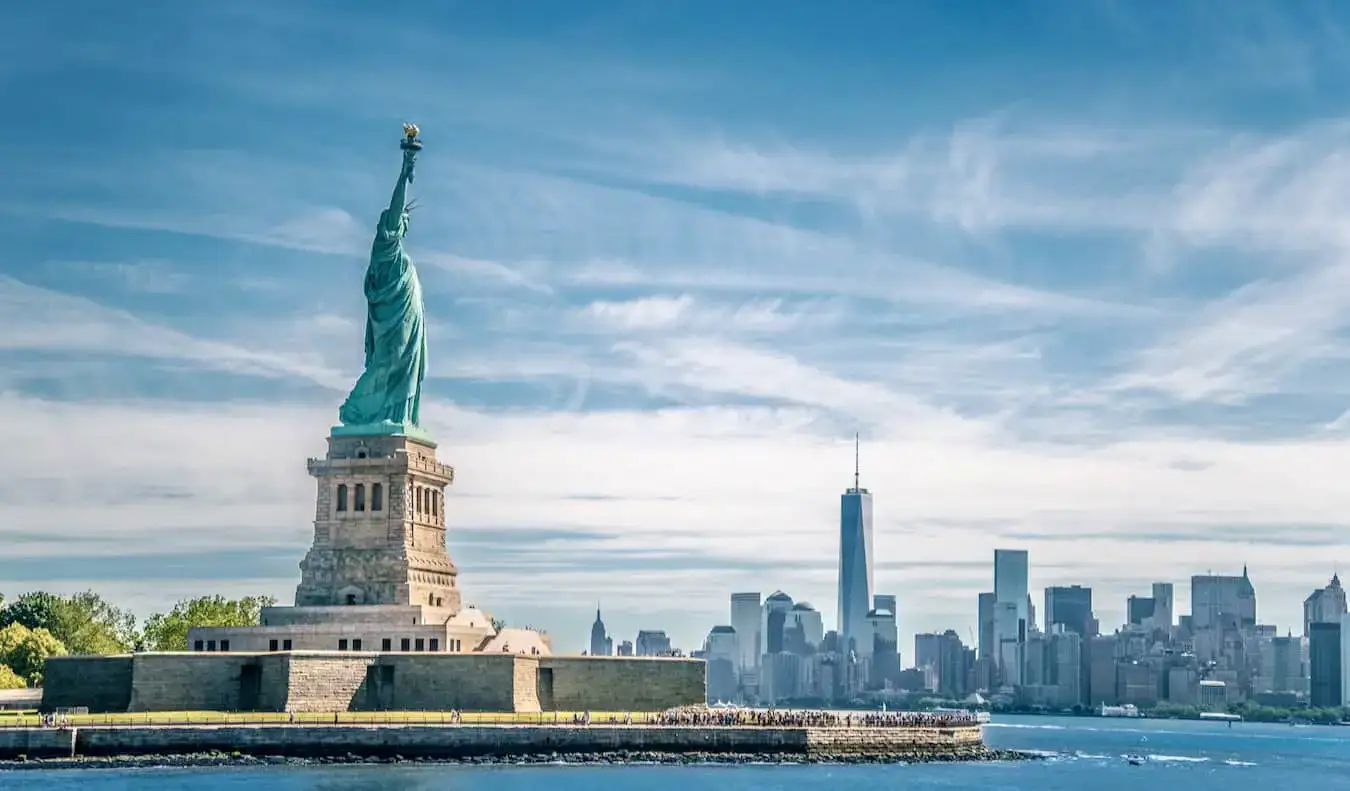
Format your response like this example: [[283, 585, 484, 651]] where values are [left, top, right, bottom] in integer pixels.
[[4, 0, 1350, 653]]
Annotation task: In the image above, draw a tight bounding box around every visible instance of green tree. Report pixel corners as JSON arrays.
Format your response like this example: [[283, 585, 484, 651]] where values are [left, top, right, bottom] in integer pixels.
[[0, 664, 24, 690], [140, 595, 275, 651], [64, 591, 138, 652], [0, 623, 67, 685], [0, 590, 135, 654]]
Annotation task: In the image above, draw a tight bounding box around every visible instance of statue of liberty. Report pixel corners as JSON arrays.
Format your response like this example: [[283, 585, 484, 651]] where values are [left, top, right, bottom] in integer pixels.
[[334, 123, 429, 438]]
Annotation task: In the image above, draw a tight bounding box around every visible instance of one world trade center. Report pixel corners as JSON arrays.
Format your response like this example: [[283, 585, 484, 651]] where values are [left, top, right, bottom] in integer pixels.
[[837, 434, 874, 657]]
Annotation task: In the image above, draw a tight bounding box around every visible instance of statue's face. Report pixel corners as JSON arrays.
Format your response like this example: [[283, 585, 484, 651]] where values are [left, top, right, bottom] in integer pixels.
[[401, 212, 411, 236]]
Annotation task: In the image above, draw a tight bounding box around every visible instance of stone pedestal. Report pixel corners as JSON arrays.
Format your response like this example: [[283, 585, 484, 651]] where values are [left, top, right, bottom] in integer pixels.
[[296, 433, 460, 614]]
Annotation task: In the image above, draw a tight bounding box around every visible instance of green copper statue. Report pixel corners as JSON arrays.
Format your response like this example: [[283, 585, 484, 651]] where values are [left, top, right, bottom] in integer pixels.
[[334, 123, 429, 439]]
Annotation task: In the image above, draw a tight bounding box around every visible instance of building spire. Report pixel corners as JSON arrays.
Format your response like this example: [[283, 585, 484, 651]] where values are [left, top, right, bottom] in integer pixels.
[[854, 432, 860, 490]]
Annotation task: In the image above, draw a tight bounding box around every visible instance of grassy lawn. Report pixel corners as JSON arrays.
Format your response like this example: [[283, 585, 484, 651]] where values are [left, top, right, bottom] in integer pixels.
[[0, 710, 662, 727]]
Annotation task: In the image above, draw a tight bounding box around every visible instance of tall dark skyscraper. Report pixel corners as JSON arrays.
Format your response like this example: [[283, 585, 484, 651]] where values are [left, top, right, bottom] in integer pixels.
[[1127, 594, 1155, 626], [837, 435, 874, 656], [1309, 621, 1342, 708], [1044, 585, 1094, 638], [977, 592, 995, 660]]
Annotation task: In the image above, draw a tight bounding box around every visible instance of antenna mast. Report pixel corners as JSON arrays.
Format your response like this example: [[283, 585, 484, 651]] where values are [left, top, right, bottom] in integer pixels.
[[854, 432, 860, 490]]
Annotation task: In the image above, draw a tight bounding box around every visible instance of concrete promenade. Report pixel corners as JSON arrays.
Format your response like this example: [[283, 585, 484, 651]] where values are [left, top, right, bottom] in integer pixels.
[[0, 722, 989, 763]]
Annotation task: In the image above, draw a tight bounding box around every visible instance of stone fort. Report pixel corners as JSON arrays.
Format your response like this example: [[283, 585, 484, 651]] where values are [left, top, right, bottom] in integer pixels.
[[41, 422, 705, 713]]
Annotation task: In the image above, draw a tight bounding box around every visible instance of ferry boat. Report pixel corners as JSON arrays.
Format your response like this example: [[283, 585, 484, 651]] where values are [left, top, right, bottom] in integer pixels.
[[1099, 703, 1141, 718], [931, 707, 991, 723]]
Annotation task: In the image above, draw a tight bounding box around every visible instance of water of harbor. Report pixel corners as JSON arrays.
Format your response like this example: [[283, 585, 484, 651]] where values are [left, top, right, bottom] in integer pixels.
[[4, 714, 1350, 790]]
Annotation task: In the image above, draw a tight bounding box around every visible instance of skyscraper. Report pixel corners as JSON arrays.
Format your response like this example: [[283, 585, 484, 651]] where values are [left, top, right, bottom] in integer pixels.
[[588, 605, 612, 657], [789, 602, 824, 649], [1127, 594, 1155, 626], [730, 592, 762, 674], [978, 592, 996, 660], [1309, 620, 1341, 708], [1044, 585, 1093, 638], [1342, 612, 1350, 707], [635, 630, 672, 657], [837, 434, 874, 656], [763, 591, 794, 655], [703, 626, 739, 703], [1191, 568, 1256, 631], [993, 549, 1029, 687], [1152, 582, 1174, 630], [1304, 575, 1347, 636]]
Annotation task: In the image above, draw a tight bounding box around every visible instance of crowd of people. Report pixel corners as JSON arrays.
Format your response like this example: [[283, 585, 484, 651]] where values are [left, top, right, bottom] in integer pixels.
[[37, 713, 72, 729], [29, 708, 980, 729], [642, 709, 983, 728]]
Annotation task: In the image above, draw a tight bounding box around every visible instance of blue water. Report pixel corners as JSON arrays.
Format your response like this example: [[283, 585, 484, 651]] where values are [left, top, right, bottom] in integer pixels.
[[4, 715, 1350, 789]]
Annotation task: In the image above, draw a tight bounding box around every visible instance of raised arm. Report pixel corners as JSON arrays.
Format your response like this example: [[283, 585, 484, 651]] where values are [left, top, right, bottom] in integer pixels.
[[387, 148, 417, 215], [381, 123, 422, 232]]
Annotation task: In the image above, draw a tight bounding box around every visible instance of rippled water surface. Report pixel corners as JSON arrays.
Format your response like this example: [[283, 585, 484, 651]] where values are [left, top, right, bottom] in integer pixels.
[[5, 715, 1350, 790]]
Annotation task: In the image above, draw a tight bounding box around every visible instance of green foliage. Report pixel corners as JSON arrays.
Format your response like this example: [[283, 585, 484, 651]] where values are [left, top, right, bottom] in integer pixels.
[[64, 591, 138, 652], [0, 623, 67, 685], [0, 664, 25, 690], [0, 590, 136, 655], [140, 595, 276, 651], [491, 617, 506, 631], [1, 592, 63, 632]]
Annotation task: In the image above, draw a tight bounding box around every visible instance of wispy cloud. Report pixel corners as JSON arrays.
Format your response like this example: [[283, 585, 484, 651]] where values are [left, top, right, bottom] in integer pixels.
[[0, 277, 346, 389], [577, 294, 833, 334]]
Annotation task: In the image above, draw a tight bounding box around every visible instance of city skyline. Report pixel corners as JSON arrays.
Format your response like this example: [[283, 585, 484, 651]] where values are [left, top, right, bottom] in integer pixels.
[[7, 2, 1350, 653]]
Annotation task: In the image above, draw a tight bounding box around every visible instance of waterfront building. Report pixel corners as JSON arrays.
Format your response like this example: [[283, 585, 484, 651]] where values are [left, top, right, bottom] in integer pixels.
[[1047, 629, 1082, 707], [993, 549, 1029, 687], [1343, 612, 1350, 707], [1308, 620, 1341, 708], [1088, 634, 1118, 705]]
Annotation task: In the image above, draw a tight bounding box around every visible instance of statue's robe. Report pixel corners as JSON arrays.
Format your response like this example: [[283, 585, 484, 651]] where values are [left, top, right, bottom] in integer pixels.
[[337, 208, 427, 428]]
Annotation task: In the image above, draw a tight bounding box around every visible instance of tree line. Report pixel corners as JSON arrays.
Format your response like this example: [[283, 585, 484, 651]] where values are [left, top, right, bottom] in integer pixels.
[[0, 590, 273, 688]]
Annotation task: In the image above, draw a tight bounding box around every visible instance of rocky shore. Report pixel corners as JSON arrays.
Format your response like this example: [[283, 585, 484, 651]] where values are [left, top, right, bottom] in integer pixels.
[[0, 747, 1039, 772]]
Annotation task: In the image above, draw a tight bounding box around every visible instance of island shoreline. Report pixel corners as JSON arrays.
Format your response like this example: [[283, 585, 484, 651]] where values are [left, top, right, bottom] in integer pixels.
[[0, 722, 1023, 769], [0, 747, 1040, 772]]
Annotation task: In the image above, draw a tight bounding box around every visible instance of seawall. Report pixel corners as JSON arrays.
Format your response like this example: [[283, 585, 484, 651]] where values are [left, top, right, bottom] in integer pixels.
[[0, 724, 987, 762]]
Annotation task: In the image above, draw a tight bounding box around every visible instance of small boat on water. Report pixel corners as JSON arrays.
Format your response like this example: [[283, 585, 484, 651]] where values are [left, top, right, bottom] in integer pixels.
[[1125, 754, 1145, 766]]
